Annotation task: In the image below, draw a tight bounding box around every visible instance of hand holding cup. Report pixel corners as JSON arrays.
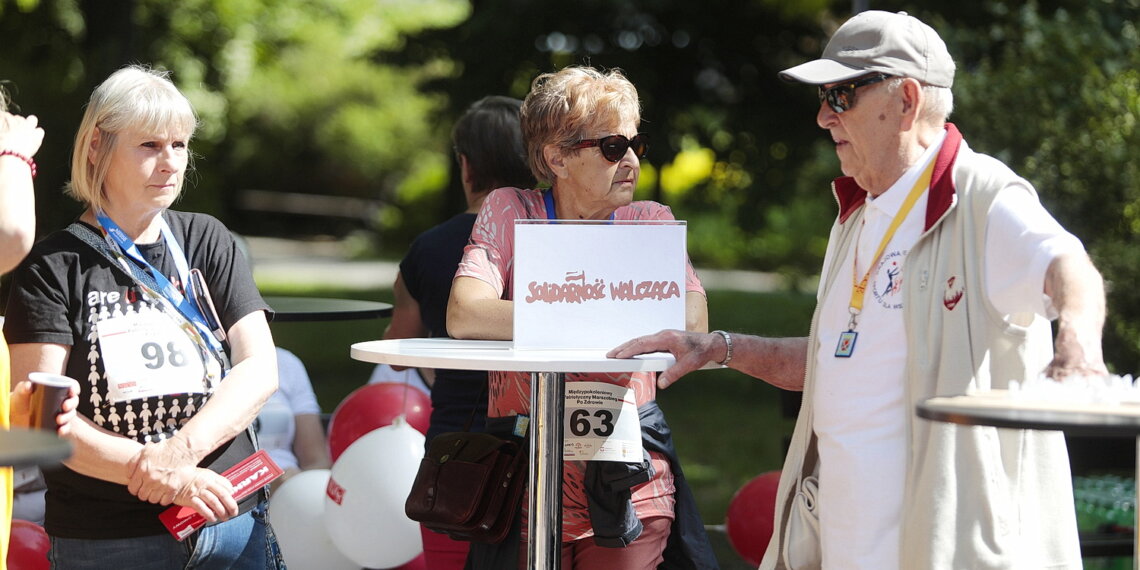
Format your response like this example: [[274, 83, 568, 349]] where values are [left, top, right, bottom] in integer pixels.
[[25, 372, 80, 434]]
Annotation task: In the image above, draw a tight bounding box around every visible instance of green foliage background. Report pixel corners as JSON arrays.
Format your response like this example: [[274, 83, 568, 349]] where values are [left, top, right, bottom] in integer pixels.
[[939, 1, 1140, 372]]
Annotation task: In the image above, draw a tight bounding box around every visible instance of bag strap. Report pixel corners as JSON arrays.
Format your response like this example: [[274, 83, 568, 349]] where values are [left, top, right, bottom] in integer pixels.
[[67, 222, 167, 294], [461, 380, 488, 432]]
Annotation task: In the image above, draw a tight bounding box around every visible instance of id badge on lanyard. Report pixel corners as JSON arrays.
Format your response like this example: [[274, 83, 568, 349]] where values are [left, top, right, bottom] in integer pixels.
[[94, 210, 224, 353]]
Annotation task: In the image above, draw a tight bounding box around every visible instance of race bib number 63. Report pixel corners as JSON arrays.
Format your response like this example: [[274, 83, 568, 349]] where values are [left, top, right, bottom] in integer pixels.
[[563, 381, 642, 462]]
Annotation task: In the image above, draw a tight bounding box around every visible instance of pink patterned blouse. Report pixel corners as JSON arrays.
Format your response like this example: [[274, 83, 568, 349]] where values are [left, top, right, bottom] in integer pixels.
[[455, 186, 706, 541]]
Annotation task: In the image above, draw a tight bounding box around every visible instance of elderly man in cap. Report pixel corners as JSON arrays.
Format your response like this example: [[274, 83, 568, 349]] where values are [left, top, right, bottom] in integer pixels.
[[610, 10, 1107, 569]]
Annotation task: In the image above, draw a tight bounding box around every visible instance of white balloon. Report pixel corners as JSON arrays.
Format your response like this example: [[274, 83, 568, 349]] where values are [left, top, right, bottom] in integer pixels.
[[267, 469, 358, 570], [325, 420, 425, 568]]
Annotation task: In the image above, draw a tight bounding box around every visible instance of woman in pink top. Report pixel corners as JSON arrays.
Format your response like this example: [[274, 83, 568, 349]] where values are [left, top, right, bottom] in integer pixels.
[[448, 66, 713, 570]]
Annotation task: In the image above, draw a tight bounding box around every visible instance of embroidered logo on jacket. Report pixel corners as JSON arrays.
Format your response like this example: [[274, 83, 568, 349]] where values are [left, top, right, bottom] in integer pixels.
[[943, 276, 965, 310], [871, 251, 906, 309]]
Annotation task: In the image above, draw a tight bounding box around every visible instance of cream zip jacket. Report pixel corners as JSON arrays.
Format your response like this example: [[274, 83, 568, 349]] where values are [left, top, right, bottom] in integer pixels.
[[762, 124, 1081, 570]]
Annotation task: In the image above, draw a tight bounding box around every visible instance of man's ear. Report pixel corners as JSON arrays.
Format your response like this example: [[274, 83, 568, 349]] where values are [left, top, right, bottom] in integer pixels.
[[544, 144, 568, 180], [899, 78, 922, 129]]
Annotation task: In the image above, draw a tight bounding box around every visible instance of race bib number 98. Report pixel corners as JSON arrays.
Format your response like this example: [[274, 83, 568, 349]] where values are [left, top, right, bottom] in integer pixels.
[[96, 311, 207, 403], [563, 381, 642, 462]]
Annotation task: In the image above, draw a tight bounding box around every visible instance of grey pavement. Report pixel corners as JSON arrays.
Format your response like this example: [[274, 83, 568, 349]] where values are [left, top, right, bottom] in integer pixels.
[[246, 236, 786, 293]]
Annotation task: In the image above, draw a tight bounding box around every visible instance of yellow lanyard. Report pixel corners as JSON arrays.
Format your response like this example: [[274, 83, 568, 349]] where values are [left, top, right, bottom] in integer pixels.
[[846, 158, 936, 329]]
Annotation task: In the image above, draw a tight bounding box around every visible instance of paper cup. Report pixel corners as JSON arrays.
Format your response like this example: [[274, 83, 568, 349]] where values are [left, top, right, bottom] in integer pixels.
[[28, 372, 73, 431]]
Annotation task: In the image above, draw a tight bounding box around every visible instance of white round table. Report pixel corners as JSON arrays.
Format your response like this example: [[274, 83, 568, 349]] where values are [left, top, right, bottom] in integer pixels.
[[351, 338, 676, 569], [919, 391, 1140, 567], [0, 427, 71, 468]]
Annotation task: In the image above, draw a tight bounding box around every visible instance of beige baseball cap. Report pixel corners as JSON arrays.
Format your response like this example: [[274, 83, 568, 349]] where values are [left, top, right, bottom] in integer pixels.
[[779, 10, 955, 88]]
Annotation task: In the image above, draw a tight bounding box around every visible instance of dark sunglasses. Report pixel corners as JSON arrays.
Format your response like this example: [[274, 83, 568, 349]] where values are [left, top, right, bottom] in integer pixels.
[[571, 133, 649, 162], [818, 73, 892, 113]]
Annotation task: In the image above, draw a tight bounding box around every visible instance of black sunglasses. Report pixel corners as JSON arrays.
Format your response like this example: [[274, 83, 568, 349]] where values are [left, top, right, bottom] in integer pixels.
[[818, 74, 892, 113], [571, 133, 649, 162]]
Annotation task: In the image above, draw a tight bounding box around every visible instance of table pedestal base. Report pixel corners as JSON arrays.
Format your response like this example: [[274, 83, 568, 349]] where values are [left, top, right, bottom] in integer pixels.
[[529, 371, 564, 570]]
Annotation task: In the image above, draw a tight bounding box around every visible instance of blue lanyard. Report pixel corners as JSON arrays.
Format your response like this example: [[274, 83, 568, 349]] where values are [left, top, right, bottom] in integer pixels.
[[543, 189, 615, 221], [94, 210, 221, 351]]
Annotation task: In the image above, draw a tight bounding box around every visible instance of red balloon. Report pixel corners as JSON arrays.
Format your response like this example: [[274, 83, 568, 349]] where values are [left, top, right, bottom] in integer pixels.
[[725, 470, 781, 566], [7, 519, 49, 570], [327, 382, 432, 461]]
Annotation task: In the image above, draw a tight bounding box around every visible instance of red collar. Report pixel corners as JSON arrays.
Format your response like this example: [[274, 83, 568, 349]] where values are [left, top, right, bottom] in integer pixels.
[[834, 123, 962, 231]]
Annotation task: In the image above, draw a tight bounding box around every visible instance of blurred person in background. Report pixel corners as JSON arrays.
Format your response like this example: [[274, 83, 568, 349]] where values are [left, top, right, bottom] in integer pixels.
[[382, 95, 535, 569], [255, 347, 331, 493], [448, 66, 717, 570], [3, 65, 282, 568]]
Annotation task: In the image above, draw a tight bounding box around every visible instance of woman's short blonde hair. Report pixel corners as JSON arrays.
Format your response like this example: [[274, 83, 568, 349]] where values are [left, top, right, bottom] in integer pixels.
[[66, 65, 198, 211], [520, 66, 641, 185]]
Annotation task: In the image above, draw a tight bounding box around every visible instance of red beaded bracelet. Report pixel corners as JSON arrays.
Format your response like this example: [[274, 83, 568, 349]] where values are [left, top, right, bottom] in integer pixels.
[[0, 149, 37, 179]]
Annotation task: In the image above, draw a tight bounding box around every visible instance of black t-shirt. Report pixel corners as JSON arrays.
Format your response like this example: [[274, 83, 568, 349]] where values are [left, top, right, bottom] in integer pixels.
[[3, 210, 270, 538], [399, 212, 487, 440]]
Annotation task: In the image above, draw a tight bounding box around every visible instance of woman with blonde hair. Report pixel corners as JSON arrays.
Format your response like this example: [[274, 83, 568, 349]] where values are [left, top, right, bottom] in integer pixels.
[[3, 65, 282, 568]]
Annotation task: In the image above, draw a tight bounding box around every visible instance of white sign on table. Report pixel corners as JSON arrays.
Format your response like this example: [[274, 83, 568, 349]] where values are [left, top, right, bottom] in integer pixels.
[[512, 220, 687, 350]]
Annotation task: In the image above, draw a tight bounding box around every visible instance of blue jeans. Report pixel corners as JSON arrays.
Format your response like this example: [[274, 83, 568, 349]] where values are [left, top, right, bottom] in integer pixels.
[[49, 501, 284, 569]]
